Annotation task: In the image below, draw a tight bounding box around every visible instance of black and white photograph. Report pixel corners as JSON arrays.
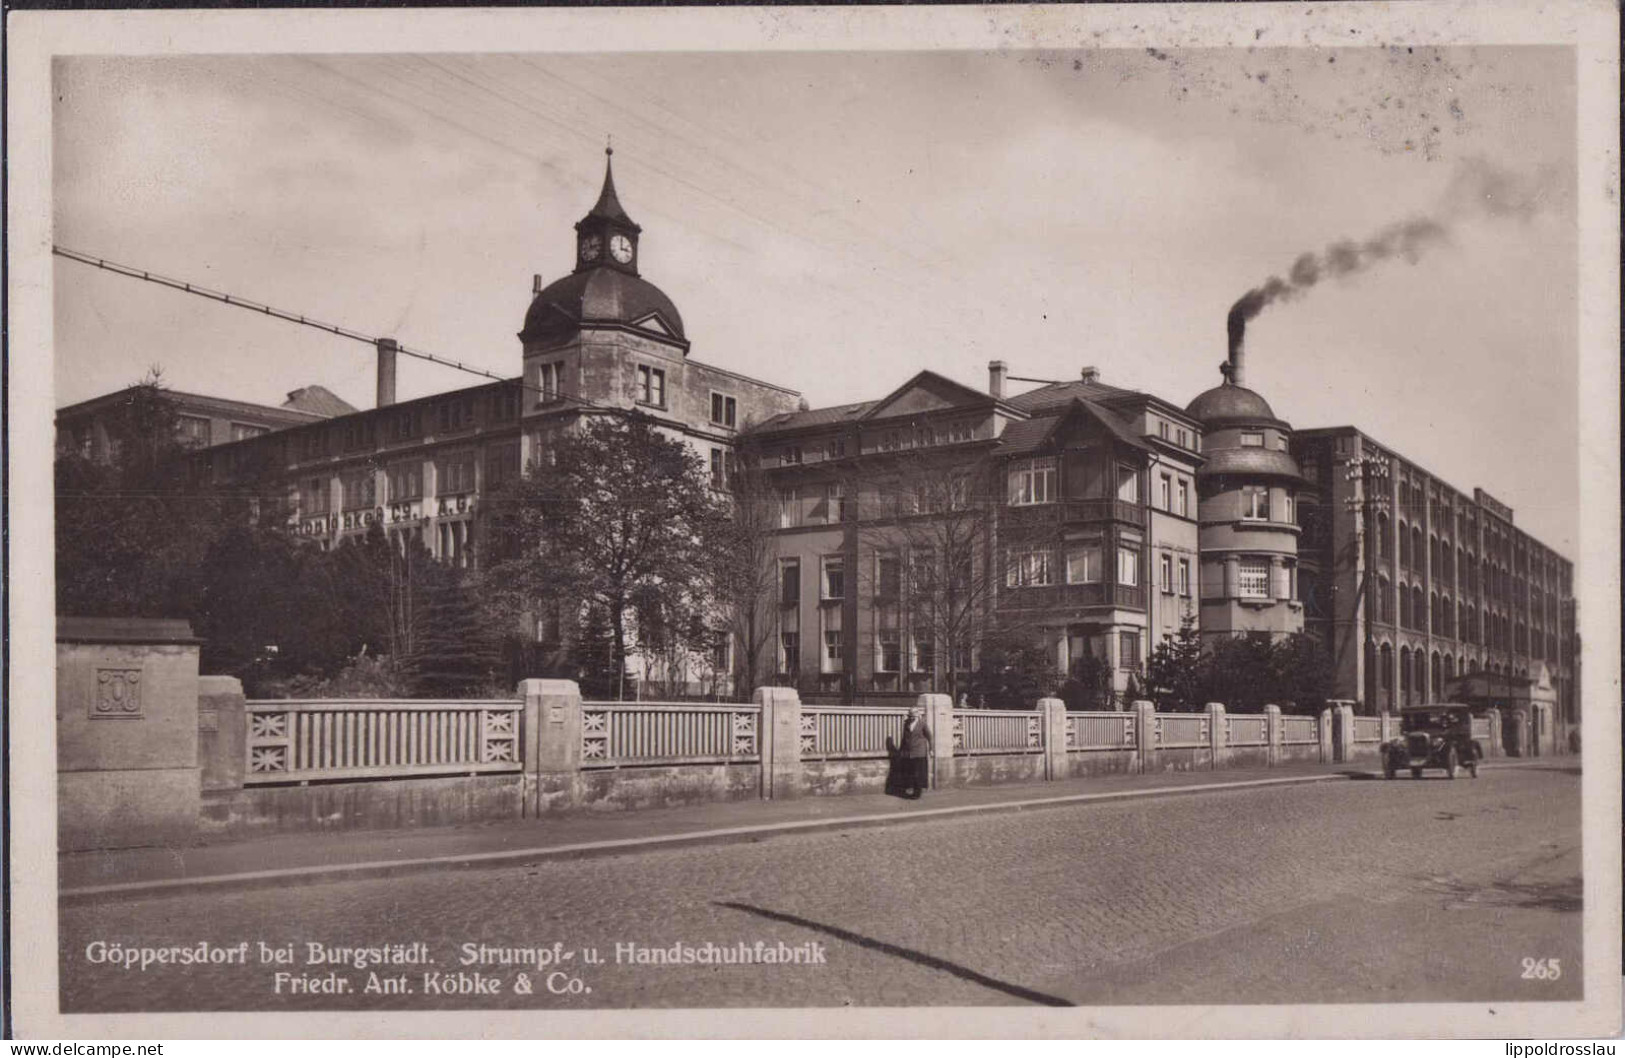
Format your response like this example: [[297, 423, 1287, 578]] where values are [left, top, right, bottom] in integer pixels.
[[6, 1, 1620, 1041]]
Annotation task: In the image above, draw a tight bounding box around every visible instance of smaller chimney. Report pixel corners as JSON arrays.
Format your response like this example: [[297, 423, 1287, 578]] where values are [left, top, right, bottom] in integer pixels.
[[1079, 366, 1099, 384], [988, 360, 1007, 400], [1229, 334, 1246, 388], [532, 273, 543, 295], [375, 338, 398, 409]]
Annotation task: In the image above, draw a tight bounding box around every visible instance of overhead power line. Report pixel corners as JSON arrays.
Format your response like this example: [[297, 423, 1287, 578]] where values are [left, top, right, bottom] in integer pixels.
[[51, 245, 622, 416]]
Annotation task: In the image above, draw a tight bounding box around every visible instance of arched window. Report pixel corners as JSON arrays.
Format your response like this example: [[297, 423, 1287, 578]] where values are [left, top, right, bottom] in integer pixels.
[[1377, 513, 1391, 558], [1399, 589, 1411, 629], [1430, 591, 1440, 630], [1379, 576, 1392, 623], [1413, 586, 1427, 631], [1398, 521, 1410, 566], [1431, 652, 1442, 698], [1444, 654, 1455, 681], [1399, 647, 1411, 701], [1380, 644, 1393, 692], [1411, 526, 1424, 571]]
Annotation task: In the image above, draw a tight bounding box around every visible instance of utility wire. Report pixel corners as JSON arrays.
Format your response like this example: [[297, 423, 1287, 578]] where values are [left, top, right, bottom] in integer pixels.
[[51, 244, 638, 417]]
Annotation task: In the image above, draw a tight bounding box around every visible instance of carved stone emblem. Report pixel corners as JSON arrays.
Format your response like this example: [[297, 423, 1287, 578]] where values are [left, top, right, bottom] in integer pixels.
[[93, 668, 143, 719]]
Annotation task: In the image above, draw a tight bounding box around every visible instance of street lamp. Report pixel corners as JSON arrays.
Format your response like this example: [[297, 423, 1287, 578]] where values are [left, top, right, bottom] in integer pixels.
[[1343, 452, 1391, 715]]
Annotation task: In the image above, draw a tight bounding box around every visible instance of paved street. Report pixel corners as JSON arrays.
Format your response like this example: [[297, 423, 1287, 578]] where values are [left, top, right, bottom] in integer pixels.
[[60, 763, 1582, 1010]]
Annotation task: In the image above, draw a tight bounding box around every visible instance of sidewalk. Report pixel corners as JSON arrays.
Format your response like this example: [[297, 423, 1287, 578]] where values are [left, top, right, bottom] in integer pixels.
[[58, 758, 1551, 901]]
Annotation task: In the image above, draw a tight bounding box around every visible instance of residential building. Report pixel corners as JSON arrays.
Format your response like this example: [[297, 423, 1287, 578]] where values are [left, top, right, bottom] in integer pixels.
[[747, 361, 1203, 703]]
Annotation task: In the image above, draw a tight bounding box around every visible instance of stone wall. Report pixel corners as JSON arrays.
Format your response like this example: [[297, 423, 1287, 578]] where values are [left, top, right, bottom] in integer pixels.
[[57, 618, 204, 852], [63, 644, 1380, 847]]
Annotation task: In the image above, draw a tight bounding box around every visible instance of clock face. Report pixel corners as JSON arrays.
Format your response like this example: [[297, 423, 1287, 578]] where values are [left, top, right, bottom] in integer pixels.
[[609, 234, 634, 264], [578, 235, 602, 262]]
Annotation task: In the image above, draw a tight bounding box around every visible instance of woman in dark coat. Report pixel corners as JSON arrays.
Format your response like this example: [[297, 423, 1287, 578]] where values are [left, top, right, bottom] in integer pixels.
[[897, 706, 933, 799]]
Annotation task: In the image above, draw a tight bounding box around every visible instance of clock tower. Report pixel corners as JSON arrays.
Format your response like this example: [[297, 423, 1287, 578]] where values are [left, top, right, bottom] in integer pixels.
[[573, 147, 641, 276]]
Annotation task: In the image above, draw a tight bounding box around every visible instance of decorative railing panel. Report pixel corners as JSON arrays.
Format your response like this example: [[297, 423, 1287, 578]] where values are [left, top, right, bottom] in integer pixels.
[[1471, 717, 1491, 741], [1279, 715, 1320, 745], [580, 703, 759, 768], [799, 706, 910, 760], [1226, 715, 1270, 747], [1353, 717, 1385, 743], [245, 699, 521, 785], [952, 709, 1043, 755], [1155, 713, 1210, 748], [1065, 711, 1138, 752]]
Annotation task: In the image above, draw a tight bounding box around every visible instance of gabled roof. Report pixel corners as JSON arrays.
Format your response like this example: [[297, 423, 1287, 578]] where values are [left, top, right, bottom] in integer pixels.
[[753, 400, 876, 433], [995, 414, 1062, 455], [859, 369, 1000, 422], [1006, 378, 1142, 414], [997, 398, 1149, 455], [283, 385, 359, 418]]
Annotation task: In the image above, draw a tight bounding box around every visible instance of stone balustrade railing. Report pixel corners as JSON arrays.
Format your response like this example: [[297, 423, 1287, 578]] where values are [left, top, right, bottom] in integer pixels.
[[244, 699, 521, 784]]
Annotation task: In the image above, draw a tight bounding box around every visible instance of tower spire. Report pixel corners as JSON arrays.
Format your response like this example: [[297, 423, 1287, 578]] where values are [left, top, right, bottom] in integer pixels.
[[587, 142, 631, 224]]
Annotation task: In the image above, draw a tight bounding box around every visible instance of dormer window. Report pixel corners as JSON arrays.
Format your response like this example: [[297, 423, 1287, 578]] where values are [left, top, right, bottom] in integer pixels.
[[1240, 432, 1265, 447]]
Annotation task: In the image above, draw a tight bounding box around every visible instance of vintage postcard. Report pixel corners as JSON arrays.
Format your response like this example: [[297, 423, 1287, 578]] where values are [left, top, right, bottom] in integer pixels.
[[6, 1, 1620, 1041]]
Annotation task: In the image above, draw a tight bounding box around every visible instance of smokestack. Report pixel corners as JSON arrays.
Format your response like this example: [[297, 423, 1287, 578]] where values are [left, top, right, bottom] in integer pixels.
[[988, 360, 1007, 400], [375, 338, 398, 408], [1079, 366, 1099, 384], [532, 273, 543, 295], [1228, 331, 1245, 388]]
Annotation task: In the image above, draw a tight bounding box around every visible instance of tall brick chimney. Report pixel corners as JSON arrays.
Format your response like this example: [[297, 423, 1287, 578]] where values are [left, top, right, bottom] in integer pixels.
[[988, 360, 1007, 400], [375, 338, 398, 408]]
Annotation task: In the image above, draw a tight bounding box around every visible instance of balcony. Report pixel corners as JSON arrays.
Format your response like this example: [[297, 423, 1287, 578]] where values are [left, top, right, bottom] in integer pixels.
[[1063, 499, 1145, 526], [1001, 581, 1147, 613]]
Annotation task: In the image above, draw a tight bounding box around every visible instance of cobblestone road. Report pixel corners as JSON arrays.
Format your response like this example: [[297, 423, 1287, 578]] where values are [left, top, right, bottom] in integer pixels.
[[60, 764, 1583, 1011]]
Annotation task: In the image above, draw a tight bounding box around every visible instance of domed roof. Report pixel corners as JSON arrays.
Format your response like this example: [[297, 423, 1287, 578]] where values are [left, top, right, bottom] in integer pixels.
[[1201, 445, 1306, 482], [520, 267, 685, 345], [1184, 382, 1279, 426]]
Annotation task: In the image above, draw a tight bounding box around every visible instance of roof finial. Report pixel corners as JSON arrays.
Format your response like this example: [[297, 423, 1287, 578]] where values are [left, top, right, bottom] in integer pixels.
[[606, 133, 613, 158]]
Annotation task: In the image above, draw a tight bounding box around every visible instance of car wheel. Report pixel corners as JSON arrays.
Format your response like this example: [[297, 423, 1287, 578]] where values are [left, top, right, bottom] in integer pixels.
[[1444, 745, 1458, 779], [1410, 767, 1423, 779]]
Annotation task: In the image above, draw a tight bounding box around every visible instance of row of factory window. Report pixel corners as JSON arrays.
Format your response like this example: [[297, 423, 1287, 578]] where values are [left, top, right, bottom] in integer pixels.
[[175, 416, 269, 449], [298, 444, 520, 514], [292, 389, 520, 463], [1371, 644, 1547, 706], [1375, 518, 1553, 605], [1372, 579, 1556, 656]]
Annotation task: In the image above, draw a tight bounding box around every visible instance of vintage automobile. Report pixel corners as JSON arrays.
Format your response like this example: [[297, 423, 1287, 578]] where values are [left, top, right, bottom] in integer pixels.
[[1383, 703, 1484, 779]]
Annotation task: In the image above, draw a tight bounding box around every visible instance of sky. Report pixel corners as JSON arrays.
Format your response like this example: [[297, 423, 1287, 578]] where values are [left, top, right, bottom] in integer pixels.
[[52, 44, 1579, 553]]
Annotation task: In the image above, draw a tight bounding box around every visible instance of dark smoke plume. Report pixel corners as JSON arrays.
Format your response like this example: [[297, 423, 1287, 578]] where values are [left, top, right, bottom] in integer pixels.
[[1225, 158, 1559, 360]]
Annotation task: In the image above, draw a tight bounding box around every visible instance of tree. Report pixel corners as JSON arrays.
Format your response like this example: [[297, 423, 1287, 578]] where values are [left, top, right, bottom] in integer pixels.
[[56, 370, 247, 621], [1146, 613, 1204, 711], [968, 623, 1059, 709], [1192, 634, 1278, 712], [857, 452, 999, 703], [709, 453, 784, 695], [410, 564, 503, 698], [480, 415, 724, 700], [1060, 649, 1116, 711], [1268, 632, 1336, 715]]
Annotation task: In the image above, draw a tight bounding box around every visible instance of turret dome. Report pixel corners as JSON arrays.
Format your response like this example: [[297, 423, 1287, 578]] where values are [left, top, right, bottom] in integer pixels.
[[1185, 383, 1279, 427]]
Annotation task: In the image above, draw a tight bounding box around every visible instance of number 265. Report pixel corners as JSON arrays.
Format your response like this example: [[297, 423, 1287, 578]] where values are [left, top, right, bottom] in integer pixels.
[[1521, 958, 1562, 980]]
